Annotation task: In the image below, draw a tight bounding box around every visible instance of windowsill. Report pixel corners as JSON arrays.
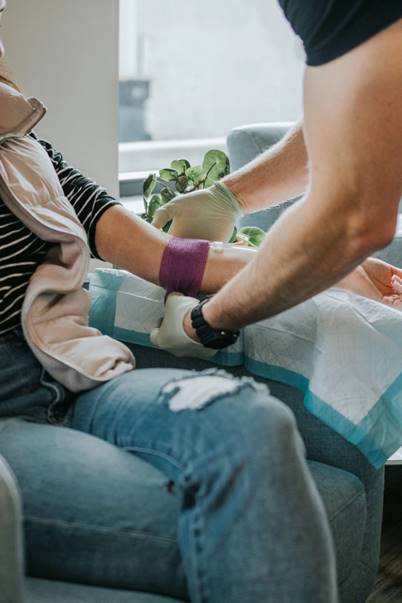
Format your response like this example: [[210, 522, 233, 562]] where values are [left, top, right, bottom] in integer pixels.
[[119, 136, 227, 174], [120, 195, 144, 214]]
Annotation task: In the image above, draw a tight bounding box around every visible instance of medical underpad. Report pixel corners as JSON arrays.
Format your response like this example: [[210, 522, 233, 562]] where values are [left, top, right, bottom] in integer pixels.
[[88, 269, 243, 367], [89, 269, 402, 468]]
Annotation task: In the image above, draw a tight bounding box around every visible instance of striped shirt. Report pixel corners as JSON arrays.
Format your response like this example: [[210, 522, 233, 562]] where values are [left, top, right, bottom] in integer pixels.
[[0, 135, 120, 336]]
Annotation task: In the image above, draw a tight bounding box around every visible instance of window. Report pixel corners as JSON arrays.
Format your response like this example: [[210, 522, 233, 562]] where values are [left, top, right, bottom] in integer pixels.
[[119, 0, 304, 190]]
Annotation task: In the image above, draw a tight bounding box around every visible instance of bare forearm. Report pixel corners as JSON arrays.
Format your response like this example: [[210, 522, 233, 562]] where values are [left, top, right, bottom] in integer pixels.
[[224, 121, 309, 213], [202, 196, 376, 331], [95, 205, 168, 284], [95, 205, 256, 291]]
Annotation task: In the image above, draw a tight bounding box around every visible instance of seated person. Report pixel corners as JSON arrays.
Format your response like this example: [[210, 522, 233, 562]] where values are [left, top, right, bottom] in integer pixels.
[[0, 7, 400, 602], [0, 46, 338, 603]]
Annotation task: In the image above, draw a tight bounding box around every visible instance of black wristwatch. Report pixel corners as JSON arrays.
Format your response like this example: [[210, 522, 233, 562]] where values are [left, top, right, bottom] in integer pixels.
[[190, 298, 240, 350]]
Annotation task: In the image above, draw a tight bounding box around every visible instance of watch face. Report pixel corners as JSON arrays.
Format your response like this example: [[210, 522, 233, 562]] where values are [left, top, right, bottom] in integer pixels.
[[214, 330, 240, 349]]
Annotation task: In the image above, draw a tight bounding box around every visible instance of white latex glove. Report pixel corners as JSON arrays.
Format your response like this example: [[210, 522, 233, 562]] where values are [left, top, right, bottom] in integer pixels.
[[150, 293, 217, 360], [151, 182, 242, 242]]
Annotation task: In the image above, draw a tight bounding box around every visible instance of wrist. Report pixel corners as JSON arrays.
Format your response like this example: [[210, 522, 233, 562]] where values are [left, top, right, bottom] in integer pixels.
[[190, 298, 240, 349], [183, 310, 200, 342], [202, 298, 239, 331], [213, 181, 244, 216]]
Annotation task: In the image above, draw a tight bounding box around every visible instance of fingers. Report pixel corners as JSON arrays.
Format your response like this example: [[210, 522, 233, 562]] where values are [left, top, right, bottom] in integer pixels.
[[151, 204, 175, 229], [391, 274, 402, 294], [391, 267, 402, 281]]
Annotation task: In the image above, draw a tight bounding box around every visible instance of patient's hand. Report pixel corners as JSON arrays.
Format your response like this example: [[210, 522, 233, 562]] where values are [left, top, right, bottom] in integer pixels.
[[335, 258, 402, 309]]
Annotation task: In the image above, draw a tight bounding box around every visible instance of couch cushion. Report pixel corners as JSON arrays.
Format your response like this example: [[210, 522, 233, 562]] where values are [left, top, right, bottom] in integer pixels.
[[26, 578, 183, 603], [308, 460, 366, 587]]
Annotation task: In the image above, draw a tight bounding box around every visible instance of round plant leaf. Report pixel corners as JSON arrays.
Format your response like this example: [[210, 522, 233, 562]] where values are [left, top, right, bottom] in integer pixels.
[[143, 173, 157, 198], [148, 194, 162, 220], [202, 150, 230, 186], [160, 187, 176, 204], [176, 175, 189, 193], [238, 226, 266, 247], [159, 168, 178, 182], [185, 166, 205, 188], [228, 226, 238, 243], [171, 159, 190, 175]]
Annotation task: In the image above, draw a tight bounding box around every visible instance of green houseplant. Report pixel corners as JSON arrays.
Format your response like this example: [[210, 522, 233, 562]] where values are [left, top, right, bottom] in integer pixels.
[[141, 149, 266, 247]]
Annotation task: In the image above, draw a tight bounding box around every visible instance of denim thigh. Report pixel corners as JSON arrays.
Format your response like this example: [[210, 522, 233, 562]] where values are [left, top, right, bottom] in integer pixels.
[[0, 418, 187, 598], [0, 328, 71, 423]]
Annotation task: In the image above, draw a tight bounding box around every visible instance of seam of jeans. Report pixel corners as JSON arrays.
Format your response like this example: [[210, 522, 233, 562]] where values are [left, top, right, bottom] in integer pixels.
[[190, 501, 210, 603], [24, 515, 178, 544], [39, 369, 61, 405], [122, 439, 246, 478], [122, 445, 185, 471]]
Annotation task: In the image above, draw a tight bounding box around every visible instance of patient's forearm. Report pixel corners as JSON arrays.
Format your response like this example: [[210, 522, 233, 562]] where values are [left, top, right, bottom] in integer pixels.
[[225, 121, 309, 213], [95, 205, 256, 292]]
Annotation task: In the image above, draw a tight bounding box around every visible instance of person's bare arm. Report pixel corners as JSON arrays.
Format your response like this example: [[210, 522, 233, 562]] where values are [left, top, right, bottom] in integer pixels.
[[151, 122, 309, 241], [95, 205, 256, 292], [225, 121, 309, 212], [192, 20, 402, 333]]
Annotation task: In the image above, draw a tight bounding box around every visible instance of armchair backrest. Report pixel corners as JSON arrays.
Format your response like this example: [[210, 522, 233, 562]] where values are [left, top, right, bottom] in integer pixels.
[[227, 122, 297, 232]]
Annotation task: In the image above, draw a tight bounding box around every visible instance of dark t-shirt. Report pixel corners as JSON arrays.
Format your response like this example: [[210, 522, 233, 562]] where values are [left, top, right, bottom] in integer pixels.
[[278, 0, 402, 66]]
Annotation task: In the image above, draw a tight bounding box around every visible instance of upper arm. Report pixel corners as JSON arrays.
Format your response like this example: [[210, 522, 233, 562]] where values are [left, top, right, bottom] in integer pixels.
[[303, 19, 402, 245], [36, 137, 120, 258]]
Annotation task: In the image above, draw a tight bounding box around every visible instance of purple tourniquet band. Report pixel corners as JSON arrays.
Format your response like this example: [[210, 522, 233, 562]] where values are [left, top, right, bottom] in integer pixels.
[[159, 237, 210, 298]]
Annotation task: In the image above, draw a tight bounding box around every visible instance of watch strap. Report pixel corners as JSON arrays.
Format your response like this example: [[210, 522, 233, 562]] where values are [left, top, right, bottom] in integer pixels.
[[191, 298, 240, 349]]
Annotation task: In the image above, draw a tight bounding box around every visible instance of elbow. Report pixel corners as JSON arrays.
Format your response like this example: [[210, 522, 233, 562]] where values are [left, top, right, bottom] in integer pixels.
[[345, 211, 397, 260]]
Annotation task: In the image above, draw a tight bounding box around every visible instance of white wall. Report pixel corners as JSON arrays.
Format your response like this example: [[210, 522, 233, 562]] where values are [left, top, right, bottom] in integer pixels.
[[2, 0, 119, 196]]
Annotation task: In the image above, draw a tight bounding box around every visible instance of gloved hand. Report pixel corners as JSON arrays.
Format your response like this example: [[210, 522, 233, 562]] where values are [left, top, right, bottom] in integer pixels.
[[151, 181, 243, 242], [150, 293, 217, 360]]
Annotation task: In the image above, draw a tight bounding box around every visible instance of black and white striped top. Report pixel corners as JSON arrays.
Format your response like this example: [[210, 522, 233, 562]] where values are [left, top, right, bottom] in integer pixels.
[[0, 135, 120, 336]]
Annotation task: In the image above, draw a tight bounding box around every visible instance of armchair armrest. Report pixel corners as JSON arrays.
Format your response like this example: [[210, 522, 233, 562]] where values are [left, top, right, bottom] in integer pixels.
[[0, 454, 25, 603]]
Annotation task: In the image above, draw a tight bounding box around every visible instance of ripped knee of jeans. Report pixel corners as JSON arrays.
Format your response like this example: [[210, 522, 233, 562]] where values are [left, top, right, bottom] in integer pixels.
[[158, 369, 268, 412]]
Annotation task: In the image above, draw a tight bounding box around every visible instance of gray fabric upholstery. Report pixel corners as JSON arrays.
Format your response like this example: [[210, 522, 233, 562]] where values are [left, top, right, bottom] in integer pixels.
[[26, 578, 181, 603], [0, 456, 25, 603], [227, 122, 298, 232]]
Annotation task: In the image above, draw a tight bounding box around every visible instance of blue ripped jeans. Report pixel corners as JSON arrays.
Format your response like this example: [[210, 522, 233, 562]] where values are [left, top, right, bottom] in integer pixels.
[[0, 329, 338, 603]]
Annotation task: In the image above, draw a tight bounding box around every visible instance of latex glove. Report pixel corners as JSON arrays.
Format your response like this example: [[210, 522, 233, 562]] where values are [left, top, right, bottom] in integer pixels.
[[152, 181, 243, 242], [150, 293, 217, 360]]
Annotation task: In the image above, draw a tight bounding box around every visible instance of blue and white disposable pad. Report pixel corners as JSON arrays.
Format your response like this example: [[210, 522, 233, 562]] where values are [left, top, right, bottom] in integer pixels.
[[88, 269, 243, 367], [89, 269, 402, 468]]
